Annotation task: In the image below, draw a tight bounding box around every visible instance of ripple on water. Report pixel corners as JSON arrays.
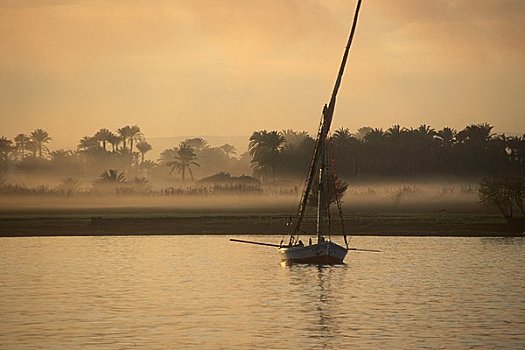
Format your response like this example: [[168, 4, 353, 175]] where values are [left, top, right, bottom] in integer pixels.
[[0, 236, 524, 349]]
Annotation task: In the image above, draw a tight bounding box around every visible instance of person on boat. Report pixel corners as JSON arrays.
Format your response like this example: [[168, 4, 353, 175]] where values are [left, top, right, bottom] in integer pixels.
[[309, 238, 312, 245], [298, 240, 304, 246]]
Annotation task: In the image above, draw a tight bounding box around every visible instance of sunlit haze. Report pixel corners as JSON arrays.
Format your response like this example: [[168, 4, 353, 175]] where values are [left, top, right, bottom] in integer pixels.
[[1, 0, 524, 151]]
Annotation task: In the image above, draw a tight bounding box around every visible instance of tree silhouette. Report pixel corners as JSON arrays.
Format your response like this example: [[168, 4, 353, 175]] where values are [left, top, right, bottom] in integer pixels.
[[249, 130, 286, 182], [219, 144, 237, 157], [282, 129, 310, 150], [128, 125, 143, 153], [108, 133, 122, 153], [2, 121, 524, 185], [479, 177, 525, 220], [386, 124, 405, 145], [136, 141, 152, 163], [30, 129, 52, 158], [165, 143, 200, 181], [117, 126, 131, 150], [362, 128, 387, 175], [129, 176, 151, 193], [14, 134, 30, 160], [331, 128, 360, 177], [506, 135, 525, 173], [355, 126, 373, 140], [456, 123, 496, 174], [0, 137, 13, 170], [26, 141, 38, 158], [437, 127, 457, 147], [77, 136, 99, 152], [50, 149, 74, 161], [94, 128, 113, 151], [159, 147, 178, 166], [183, 137, 208, 151], [97, 169, 126, 183]]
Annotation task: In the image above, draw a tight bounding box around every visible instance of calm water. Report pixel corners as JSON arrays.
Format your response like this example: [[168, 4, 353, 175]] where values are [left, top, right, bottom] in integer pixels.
[[1, 235, 524, 349]]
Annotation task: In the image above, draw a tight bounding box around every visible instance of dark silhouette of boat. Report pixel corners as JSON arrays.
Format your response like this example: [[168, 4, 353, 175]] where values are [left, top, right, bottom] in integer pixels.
[[231, 0, 377, 264], [278, 0, 363, 265]]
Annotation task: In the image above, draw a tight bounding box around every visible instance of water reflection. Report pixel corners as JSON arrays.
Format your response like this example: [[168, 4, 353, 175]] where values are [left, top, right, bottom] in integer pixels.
[[481, 236, 525, 246], [283, 264, 350, 348], [1, 236, 524, 349]]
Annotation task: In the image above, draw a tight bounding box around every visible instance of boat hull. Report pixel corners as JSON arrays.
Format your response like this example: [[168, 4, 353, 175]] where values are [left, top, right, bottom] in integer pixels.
[[279, 241, 347, 265]]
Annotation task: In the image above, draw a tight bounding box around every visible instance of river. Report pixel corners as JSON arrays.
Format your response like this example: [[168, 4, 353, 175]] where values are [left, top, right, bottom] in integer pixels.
[[1, 236, 524, 349]]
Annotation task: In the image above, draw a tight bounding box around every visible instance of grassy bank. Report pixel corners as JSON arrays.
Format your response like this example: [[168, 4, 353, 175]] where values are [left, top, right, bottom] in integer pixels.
[[0, 211, 521, 237]]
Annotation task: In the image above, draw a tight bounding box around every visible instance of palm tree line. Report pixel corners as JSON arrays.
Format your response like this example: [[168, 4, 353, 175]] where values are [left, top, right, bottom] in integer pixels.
[[77, 125, 152, 161], [249, 123, 525, 181], [1, 129, 52, 161], [2, 122, 524, 186], [0, 128, 240, 185]]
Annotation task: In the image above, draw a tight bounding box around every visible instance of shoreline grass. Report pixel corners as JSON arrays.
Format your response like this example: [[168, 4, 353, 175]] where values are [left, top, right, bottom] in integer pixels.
[[0, 211, 521, 237]]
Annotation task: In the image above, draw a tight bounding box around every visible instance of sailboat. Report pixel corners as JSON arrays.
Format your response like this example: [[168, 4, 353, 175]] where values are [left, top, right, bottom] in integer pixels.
[[279, 0, 362, 264], [231, 0, 375, 264]]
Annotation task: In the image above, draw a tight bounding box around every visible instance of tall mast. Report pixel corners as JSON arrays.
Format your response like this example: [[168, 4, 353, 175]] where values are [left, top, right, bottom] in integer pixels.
[[316, 147, 325, 242], [293, 0, 363, 237]]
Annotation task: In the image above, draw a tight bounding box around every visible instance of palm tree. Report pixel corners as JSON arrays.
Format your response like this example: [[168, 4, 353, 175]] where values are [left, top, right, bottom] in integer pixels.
[[436, 127, 458, 175], [416, 124, 436, 138], [97, 169, 126, 183], [30, 129, 52, 158], [159, 147, 178, 166], [249, 130, 286, 182], [220, 144, 237, 157], [0, 137, 13, 167], [26, 140, 38, 158], [136, 141, 152, 163], [50, 149, 74, 161], [14, 134, 30, 159], [108, 133, 122, 152], [363, 128, 385, 143], [331, 127, 361, 177], [506, 135, 525, 172], [355, 126, 373, 140], [77, 136, 98, 152], [457, 123, 496, 174], [362, 128, 387, 175], [458, 123, 494, 144], [128, 125, 143, 152], [94, 128, 113, 151], [332, 127, 353, 145], [437, 127, 457, 148], [183, 137, 208, 151], [129, 176, 151, 193], [165, 143, 200, 181], [117, 126, 132, 150], [281, 130, 310, 149], [385, 124, 407, 146]]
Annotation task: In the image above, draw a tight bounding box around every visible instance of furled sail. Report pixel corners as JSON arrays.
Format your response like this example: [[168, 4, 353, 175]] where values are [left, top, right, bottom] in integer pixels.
[[292, 0, 363, 241]]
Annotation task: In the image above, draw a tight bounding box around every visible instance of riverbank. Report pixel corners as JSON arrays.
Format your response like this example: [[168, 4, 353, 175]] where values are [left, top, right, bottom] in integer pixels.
[[0, 211, 522, 237]]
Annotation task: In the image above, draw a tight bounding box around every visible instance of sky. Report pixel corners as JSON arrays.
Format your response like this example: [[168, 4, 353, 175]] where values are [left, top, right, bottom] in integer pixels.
[[1, 0, 524, 150]]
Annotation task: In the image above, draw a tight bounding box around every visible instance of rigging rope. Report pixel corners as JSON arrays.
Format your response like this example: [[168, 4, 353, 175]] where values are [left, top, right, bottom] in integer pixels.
[[329, 140, 349, 247]]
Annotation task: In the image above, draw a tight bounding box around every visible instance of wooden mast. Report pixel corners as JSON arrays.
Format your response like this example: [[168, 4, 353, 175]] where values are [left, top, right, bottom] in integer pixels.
[[292, 0, 363, 240]]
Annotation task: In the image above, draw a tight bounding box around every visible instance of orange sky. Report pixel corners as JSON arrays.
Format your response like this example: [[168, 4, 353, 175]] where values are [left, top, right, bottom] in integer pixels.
[[1, 0, 524, 150]]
